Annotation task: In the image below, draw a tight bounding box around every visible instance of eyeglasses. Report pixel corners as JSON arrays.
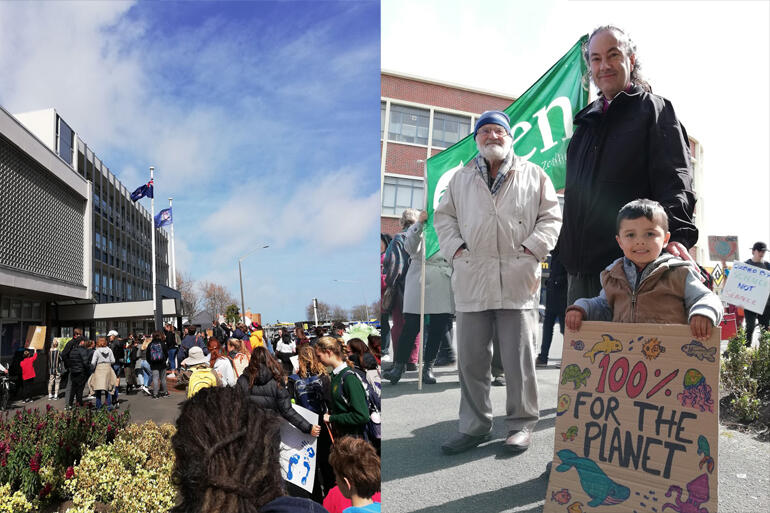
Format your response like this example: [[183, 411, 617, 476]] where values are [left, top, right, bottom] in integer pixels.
[[477, 126, 509, 137]]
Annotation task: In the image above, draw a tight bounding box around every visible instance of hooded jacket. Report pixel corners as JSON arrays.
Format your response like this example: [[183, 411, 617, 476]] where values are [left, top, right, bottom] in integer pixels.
[[237, 364, 312, 434], [434, 152, 562, 312], [556, 85, 697, 275], [570, 254, 722, 325], [258, 496, 329, 513]]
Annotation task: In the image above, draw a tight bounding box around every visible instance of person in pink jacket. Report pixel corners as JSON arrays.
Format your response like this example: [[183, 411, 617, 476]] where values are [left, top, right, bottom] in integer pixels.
[[20, 349, 38, 403]]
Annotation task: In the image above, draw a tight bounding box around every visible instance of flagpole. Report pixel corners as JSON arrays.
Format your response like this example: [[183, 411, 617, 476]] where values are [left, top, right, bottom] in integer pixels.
[[169, 197, 176, 289], [417, 160, 428, 391], [150, 166, 158, 330]]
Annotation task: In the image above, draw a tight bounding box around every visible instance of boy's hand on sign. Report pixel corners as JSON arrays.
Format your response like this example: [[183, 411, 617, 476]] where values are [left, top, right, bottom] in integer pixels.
[[310, 425, 321, 437], [689, 314, 712, 340], [565, 309, 584, 331]]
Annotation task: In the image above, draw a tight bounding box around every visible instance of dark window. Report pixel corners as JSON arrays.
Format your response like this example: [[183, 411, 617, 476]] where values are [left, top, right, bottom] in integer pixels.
[[56, 116, 74, 165]]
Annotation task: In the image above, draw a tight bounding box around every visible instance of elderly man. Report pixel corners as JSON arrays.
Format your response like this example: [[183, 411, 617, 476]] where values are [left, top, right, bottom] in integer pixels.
[[434, 110, 561, 454], [557, 25, 698, 304]]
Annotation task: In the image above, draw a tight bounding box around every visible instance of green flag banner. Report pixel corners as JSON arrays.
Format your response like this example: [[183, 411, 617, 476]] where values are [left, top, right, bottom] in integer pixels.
[[424, 35, 589, 259]]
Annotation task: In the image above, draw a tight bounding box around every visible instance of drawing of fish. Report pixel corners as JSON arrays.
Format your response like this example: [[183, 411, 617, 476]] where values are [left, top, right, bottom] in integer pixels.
[[570, 339, 585, 351], [551, 488, 571, 505], [567, 502, 584, 513], [583, 334, 623, 363], [681, 340, 717, 362], [556, 449, 631, 507]]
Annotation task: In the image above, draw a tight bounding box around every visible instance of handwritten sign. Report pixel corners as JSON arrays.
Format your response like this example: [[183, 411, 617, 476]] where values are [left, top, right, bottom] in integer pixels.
[[545, 322, 719, 513], [707, 235, 739, 262], [721, 261, 770, 314], [279, 403, 318, 493], [25, 326, 46, 350]]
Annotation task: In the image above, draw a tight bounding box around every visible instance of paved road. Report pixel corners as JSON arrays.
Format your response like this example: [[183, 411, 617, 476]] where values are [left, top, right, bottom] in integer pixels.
[[10, 374, 188, 426], [382, 326, 770, 513]]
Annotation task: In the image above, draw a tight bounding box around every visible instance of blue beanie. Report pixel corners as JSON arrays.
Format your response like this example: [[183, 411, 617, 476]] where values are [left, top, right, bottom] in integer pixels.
[[474, 110, 511, 137]]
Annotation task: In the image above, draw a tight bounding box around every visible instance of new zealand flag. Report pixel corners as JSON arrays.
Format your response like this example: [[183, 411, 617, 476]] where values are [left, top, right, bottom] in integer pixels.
[[130, 179, 154, 202], [154, 207, 173, 228]]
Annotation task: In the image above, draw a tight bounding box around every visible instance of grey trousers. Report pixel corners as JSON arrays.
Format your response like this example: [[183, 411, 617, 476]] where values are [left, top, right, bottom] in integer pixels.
[[456, 309, 539, 436]]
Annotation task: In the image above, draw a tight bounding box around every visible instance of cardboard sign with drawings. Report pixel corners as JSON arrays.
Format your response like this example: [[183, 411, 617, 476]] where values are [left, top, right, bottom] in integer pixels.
[[545, 321, 719, 513]]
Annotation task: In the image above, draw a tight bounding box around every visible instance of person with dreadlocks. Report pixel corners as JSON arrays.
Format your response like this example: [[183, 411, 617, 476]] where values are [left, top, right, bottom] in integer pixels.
[[237, 346, 321, 437], [170, 386, 329, 513]]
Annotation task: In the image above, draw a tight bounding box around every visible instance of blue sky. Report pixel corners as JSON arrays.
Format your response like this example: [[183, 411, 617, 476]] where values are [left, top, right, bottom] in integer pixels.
[[0, 1, 381, 322]]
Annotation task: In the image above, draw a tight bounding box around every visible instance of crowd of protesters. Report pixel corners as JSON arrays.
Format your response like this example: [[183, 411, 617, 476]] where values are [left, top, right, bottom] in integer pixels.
[[7, 320, 381, 511]]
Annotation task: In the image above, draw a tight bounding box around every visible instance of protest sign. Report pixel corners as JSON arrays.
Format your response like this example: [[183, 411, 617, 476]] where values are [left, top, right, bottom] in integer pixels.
[[279, 403, 318, 493], [720, 261, 770, 314], [25, 326, 46, 350], [707, 235, 739, 262], [545, 321, 719, 513]]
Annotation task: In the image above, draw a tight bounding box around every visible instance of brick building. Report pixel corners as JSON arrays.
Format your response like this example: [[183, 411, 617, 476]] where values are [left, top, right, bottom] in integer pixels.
[[380, 71, 517, 235]]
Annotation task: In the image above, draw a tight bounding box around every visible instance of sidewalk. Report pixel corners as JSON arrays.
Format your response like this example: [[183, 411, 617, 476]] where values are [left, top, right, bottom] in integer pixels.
[[382, 328, 770, 513]]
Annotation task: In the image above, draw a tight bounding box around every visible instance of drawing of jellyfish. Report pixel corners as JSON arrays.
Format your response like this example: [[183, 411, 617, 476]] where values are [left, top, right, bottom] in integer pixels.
[[677, 369, 714, 413]]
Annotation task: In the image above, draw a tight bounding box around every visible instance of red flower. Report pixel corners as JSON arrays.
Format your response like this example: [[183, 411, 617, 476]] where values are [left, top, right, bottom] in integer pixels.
[[29, 457, 40, 472], [39, 483, 52, 498], [46, 404, 53, 412], [65, 466, 75, 479]]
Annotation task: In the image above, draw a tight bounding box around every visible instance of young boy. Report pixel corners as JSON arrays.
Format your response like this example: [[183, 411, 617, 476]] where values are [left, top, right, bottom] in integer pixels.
[[328, 436, 381, 513], [565, 199, 722, 337]]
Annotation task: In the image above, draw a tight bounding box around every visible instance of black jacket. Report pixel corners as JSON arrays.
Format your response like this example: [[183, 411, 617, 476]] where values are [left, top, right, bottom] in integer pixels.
[[147, 338, 168, 371], [556, 85, 697, 275], [67, 345, 90, 375], [237, 365, 312, 434]]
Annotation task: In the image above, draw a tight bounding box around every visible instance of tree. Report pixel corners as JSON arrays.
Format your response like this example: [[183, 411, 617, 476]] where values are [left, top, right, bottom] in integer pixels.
[[331, 305, 348, 322], [350, 304, 370, 321], [176, 271, 202, 319], [306, 300, 332, 323], [200, 281, 238, 323], [224, 304, 241, 324], [370, 299, 380, 317]]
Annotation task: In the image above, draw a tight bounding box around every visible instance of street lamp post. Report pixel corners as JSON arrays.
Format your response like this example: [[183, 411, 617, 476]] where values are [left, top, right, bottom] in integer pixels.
[[238, 245, 269, 325]]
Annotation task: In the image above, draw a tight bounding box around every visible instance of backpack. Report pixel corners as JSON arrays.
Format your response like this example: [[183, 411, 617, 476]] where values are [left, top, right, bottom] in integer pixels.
[[336, 367, 381, 442], [289, 373, 326, 415], [147, 340, 164, 363], [231, 353, 249, 378], [187, 367, 219, 398]]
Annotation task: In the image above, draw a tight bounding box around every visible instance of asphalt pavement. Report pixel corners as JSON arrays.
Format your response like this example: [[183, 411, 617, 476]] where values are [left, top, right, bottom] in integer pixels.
[[382, 325, 770, 513]]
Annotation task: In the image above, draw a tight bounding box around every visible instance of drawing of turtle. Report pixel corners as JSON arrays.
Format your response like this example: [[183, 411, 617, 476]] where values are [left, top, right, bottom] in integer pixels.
[[561, 425, 578, 441], [561, 364, 591, 389]]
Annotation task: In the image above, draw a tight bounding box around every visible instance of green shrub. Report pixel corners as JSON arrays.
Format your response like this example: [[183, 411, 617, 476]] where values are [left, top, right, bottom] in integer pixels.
[[0, 405, 130, 506], [64, 420, 177, 513], [721, 328, 770, 422]]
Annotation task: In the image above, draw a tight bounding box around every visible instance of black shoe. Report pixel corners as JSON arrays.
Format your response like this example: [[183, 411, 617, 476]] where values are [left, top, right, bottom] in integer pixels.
[[151, 394, 159, 399], [406, 363, 418, 371], [441, 432, 492, 455], [422, 364, 437, 385], [492, 375, 506, 387], [433, 357, 456, 367], [535, 356, 548, 367], [383, 363, 405, 385]]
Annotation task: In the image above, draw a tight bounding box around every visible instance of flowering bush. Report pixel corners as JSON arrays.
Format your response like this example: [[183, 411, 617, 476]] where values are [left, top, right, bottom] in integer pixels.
[[0, 482, 35, 512], [64, 420, 177, 513], [0, 405, 130, 506]]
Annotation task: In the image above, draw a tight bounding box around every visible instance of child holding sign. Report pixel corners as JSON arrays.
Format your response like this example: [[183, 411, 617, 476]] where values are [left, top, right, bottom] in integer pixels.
[[565, 199, 722, 335]]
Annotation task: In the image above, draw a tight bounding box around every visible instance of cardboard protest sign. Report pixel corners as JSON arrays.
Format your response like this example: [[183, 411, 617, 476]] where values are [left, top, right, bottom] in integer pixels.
[[25, 326, 46, 350], [721, 261, 770, 314], [707, 235, 739, 262], [545, 321, 719, 513], [279, 403, 318, 493]]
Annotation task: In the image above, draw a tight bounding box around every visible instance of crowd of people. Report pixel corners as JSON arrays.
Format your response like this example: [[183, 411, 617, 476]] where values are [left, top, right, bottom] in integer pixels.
[[25, 320, 382, 512]]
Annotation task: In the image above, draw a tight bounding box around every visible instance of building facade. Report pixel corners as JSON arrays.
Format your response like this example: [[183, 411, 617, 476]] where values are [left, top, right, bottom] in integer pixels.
[[0, 105, 179, 367]]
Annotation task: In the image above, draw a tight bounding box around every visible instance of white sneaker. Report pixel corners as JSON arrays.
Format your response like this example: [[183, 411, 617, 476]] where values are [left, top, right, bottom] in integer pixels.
[[48, 394, 53, 399]]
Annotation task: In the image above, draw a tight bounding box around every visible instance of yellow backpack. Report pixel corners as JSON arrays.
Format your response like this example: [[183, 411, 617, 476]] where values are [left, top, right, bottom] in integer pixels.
[[187, 367, 220, 398]]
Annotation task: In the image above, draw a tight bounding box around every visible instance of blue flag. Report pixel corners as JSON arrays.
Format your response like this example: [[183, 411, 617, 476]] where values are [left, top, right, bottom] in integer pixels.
[[130, 179, 154, 201], [154, 207, 172, 228]]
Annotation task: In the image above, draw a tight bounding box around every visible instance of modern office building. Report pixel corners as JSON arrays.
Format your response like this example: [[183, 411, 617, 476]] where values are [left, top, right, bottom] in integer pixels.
[[380, 71, 707, 262], [0, 105, 180, 366]]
